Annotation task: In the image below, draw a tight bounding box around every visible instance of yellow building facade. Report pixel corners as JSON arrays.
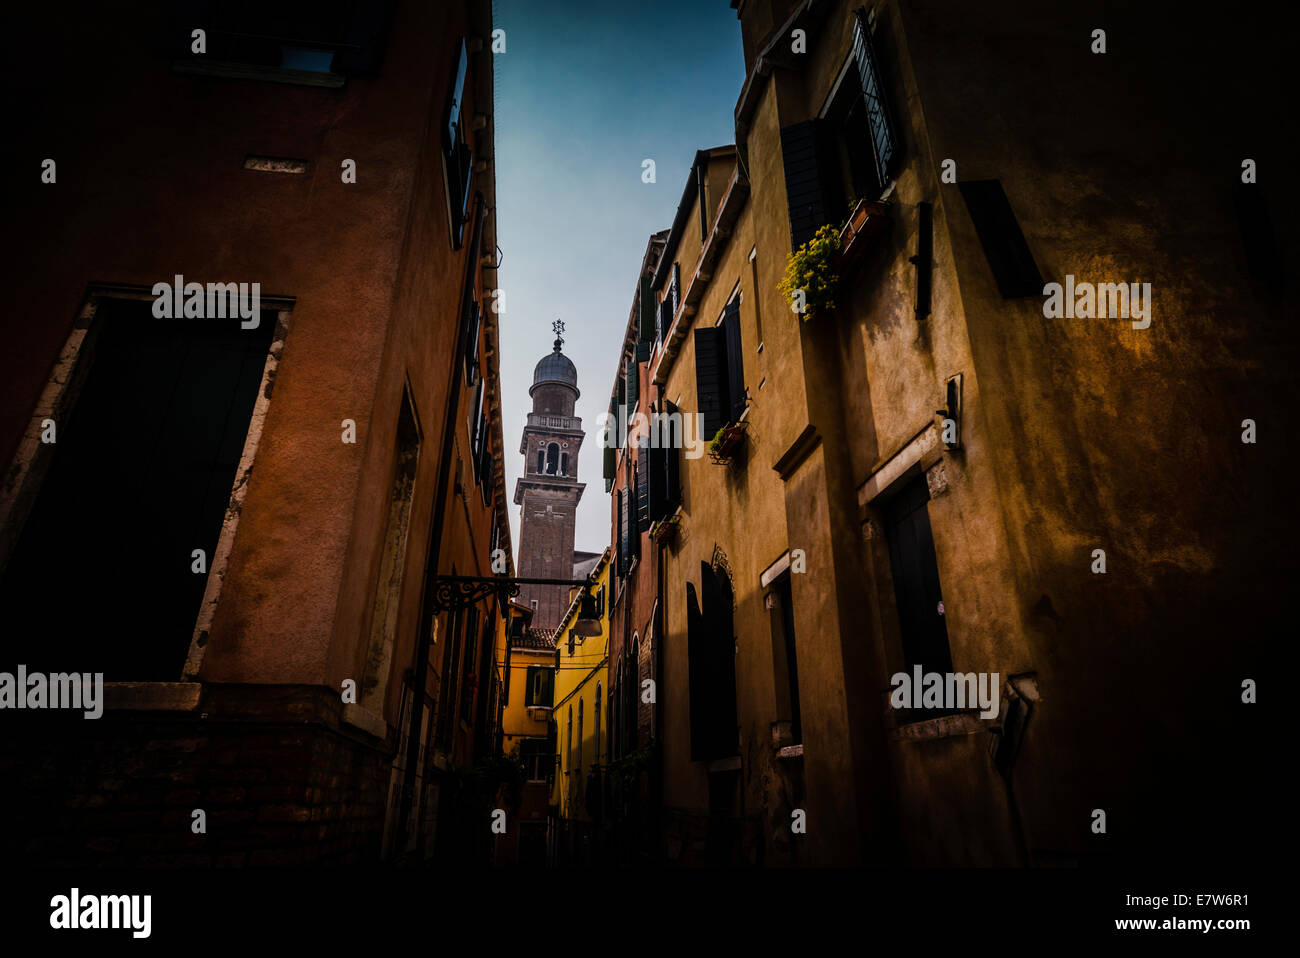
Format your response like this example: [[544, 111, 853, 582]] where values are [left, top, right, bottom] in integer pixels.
[[549, 549, 611, 863]]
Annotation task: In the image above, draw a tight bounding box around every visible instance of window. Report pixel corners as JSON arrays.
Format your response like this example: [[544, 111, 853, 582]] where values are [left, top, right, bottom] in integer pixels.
[[882, 476, 954, 718], [698, 163, 710, 240], [568, 630, 576, 656], [782, 11, 899, 250], [436, 606, 465, 750], [957, 180, 1043, 298], [595, 682, 602, 762], [546, 442, 560, 475], [566, 706, 573, 772], [560, 452, 569, 476], [686, 567, 738, 761], [769, 574, 803, 746], [537, 450, 545, 474], [692, 298, 746, 440], [749, 248, 763, 347], [360, 386, 421, 713], [459, 608, 479, 724], [525, 665, 554, 708], [442, 38, 474, 249], [520, 739, 550, 782], [577, 699, 585, 774], [0, 294, 276, 679], [462, 299, 482, 384], [646, 400, 683, 523], [168, 1, 395, 86]]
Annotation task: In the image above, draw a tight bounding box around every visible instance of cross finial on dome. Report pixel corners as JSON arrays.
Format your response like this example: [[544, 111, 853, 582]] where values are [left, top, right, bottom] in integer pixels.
[[552, 318, 565, 352]]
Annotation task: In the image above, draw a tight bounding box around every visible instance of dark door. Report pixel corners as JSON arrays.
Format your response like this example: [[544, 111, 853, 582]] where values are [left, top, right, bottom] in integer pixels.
[[883, 476, 953, 678]]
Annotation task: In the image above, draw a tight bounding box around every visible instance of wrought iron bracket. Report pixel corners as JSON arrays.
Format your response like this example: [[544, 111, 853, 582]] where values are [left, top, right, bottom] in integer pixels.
[[428, 575, 592, 613]]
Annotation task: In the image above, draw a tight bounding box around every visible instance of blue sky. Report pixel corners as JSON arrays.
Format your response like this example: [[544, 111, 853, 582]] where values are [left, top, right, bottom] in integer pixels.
[[494, 0, 746, 555]]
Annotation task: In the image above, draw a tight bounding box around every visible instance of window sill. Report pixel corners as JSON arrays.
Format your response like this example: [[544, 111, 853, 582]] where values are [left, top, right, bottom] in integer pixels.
[[104, 682, 201, 712], [342, 702, 388, 739], [890, 710, 984, 742], [172, 59, 347, 89]]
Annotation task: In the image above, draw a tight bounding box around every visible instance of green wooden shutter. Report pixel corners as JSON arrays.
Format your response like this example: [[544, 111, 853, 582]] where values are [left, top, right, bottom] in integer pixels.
[[693, 327, 728, 441]]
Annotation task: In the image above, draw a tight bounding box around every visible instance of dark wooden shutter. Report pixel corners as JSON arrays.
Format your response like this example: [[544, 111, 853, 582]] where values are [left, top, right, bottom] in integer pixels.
[[722, 300, 745, 424], [957, 180, 1043, 298], [664, 401, 682, 509], [636, 457, 650, 531], [615, 380, 626, 449], [701, 564, 738, 758], [638, 276, 655, 342], [463, 299, 481, 382], [602, 444, 615, 492], [671, 263, 681, 316], [693, 327, 728, 441], [619, 488, 630, 572], [647, 441, 665, 522], [851, 11, 897, 190], [625, 357, 639, 414], [780, 120, 836, 250]]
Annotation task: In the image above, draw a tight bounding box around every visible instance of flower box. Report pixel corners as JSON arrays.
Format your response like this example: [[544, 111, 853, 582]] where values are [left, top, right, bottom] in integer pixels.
[[838, 199, 890, 273], [707, 421, 748, 464]]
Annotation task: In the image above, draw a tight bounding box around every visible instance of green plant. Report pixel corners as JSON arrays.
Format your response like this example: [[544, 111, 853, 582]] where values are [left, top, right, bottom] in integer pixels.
[[708, 426, 727, 454], [777, 223, 839, 321]]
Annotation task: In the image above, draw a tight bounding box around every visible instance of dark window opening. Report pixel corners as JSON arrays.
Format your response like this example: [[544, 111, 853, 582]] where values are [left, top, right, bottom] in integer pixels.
[[769, 573, 803, 746], [168, 1, 395, 79], [882, 476, 955, 718], [686, 566, 739, 761], [546, 442, 560, 475], [0, 296, 276, 680]]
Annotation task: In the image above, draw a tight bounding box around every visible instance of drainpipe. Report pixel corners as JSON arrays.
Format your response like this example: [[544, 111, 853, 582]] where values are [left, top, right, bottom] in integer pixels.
[[396, 191, 486, 855]]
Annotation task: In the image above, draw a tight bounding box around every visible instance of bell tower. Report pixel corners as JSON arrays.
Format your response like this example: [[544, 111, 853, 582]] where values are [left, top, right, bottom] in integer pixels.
[[514, 321, 585, 630]]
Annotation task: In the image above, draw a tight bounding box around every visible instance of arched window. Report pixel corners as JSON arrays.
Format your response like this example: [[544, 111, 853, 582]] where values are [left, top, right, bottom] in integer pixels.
[[560, 452, 569, 476], [546, 442, 560, 474], [536, 450, 544, 474]]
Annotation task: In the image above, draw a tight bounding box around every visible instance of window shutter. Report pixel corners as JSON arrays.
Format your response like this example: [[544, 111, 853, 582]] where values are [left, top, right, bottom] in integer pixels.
[[780, 120, 836, 250], [957, 180, 1043, 298], [615, 380, 626, 450], [638, 275, 655, 343], [444, 39, 469, 152], [851, 11, 898, 192], [602, 444, 615, 492], [657, 298, 672, 344], [619, 488, 630, 572], [722, 301, 746, 423], [636, 457, 650, 531], [625, 357, 639, 415], [671, 263, 681, 317], [693, 327, 729, 441], [463, 299, 482, 383], [664, 400, 682, 510], [647, 442, 665, 522]]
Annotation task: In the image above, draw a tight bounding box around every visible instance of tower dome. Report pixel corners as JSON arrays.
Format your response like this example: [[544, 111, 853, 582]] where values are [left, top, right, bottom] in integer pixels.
[[530, 341, 579, 398]]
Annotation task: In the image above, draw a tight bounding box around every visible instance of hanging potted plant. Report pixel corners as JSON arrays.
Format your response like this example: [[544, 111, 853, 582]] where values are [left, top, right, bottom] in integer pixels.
[[648, 512, 680, 544], [777, 224, 839, 322], [707, 422, 748, 463]]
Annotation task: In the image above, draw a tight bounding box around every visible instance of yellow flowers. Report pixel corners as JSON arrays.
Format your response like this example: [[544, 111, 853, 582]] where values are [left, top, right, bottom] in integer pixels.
[[777, 224, 839, 321]]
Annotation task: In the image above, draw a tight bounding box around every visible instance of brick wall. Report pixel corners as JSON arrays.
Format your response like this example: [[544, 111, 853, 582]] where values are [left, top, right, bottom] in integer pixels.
[[0, 685, 393, 867]]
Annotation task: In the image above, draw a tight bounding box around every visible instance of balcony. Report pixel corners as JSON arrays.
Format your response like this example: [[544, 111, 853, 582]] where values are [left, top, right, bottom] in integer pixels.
[[527, 413, 582, 432]]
